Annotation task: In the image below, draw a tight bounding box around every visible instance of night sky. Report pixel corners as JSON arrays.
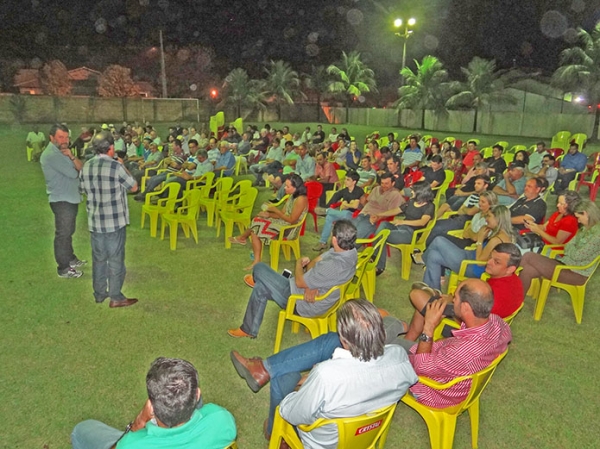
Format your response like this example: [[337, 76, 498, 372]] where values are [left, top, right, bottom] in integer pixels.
[[1, 0, 600, 91]]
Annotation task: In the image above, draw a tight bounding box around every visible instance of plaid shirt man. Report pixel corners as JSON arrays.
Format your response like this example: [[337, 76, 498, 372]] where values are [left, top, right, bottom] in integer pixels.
[[409, 314, 511, 408], [80, 154, 137, 233]]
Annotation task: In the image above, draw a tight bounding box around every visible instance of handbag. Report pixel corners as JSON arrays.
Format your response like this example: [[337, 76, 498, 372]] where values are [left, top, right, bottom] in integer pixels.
[[516, 232, 545, 253]]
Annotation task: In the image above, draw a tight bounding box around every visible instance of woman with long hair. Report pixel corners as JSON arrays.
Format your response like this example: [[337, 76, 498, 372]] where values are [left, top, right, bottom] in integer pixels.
[[523, 190, 580, 248], [374, 181, 435, 275], [520, 200, 600, 294], [230, 173, 308, 270], [422, 205, 516, 290]]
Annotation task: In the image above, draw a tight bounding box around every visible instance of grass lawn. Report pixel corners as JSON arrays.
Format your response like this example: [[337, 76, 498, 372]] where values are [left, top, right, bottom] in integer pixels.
[[2, 122, 599, 449]]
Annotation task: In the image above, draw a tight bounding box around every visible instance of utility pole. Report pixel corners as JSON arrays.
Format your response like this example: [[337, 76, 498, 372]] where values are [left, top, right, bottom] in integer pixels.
[[159, 29, 168, 98]]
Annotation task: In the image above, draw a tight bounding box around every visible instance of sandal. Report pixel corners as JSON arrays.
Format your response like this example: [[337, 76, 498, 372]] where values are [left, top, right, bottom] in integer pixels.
[[410, 253, 425, 266], [229, 237, 247, 245]]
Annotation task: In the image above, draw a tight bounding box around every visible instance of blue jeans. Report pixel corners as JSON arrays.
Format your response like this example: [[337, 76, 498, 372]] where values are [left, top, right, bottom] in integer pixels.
[[144, 172, 168, 194], [375, 222, 415, 270], [91, 226, 127, 303], [354, 214, 377, 239], [425, 215, 470, 247], [249, 163, 268, 183], [241, 263, 291, 337], [49, 201, 79, 273], [319, 209, 353, 244], [263, 332, 342, 435], [422, 236, 476, 290], [446, 195, 468, 210], [71, 420, 123, 449]]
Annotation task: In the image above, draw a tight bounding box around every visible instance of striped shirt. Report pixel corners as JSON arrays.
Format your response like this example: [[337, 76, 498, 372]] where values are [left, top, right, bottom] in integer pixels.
[[80, 154, 137, 233], [409, 314, 511, 408]]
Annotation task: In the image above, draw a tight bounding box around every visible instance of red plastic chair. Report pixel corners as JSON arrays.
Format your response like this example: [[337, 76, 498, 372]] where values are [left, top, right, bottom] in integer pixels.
[[302, 181, 324, 235], [550, 148, 565, 159], [577, 167, 600, 201]]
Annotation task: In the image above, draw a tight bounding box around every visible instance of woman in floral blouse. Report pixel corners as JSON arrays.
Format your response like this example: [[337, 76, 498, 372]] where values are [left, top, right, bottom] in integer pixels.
[[520, 200, 600, 293]]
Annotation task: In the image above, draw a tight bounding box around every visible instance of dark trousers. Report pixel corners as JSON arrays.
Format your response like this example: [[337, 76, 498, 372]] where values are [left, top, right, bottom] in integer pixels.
[[90, 227, 127, 303], [426, 215, 470, 247], [49, 201, 79, 273]]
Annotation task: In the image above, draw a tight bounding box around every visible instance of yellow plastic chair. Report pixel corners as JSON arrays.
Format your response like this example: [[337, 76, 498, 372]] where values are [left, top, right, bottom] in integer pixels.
[[433, 303, 524, 341], [224, 442, 238, 449], [230, 117, 243, 134], [140, 182, 181, 237], [268, 214, 307, 271], [268, 403, 397, 449], [422, 134, 433, 146], [432, 170, 454, 209], [160, 189, 202, 250], [186, 171, 215, 192], [26, 146, 34, 161], [198, 177, 234, 227], [480, 146, 493, 159], [325, 169, 347, 204], [532, 255, 600, 324], [213, 179, 253, 228], [494, 141, 509, 150], [401, 349, 508, 449], [508, 144, 527, 154], [273, 282, 349, 354], [234, 155, 248, 175], [551, 131, 571, 150], [387, 214, 438, 280], [209, 115, 218, 138], [444, 137, 456, 144], [341, 247, 374, 301], [570, 133, 587, 150], [217, 187, 259, 248], [447, 260, 487, 295], [502, 153, 513, 165], [356, 229, 391, 302]]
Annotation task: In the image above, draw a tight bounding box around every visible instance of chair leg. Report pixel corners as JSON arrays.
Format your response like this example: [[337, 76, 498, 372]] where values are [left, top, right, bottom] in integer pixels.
[[533, 279, 552, 321], [363, 270, 375, 302], [190, 221, 199, 244], [169, 222, 178, 251], [224, 220, 234, 249], [570, 286, 585, 324], [468, 399, 480, 449], [291, 241, 301, 259], [273, 311, 287, 354], [270, 243, 280, 271], [149, 212, 159, 237], [400, 248, 411, 280], [312, 212, 318, 232], [141, 211, 146, 229]]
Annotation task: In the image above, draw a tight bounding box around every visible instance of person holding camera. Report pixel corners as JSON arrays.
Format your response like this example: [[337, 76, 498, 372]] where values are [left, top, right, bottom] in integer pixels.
[[227, 220, 358, 339], [80, 131, 139, 308]]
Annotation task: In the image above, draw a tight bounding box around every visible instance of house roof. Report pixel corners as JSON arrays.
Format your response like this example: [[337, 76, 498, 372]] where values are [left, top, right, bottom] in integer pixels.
[[13, 69, 40, 87], [68, 67, 101, 81]]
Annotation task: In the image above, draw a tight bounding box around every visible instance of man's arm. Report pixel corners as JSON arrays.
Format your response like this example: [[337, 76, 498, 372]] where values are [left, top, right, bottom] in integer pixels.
[[416, 298, 446, 354]]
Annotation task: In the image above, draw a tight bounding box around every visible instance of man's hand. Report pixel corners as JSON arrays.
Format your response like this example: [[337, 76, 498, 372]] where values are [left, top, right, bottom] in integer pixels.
[[59, 147, 73, 158], [303, 288, 319, 303], [369, 214, 379, 224], [422, 298, 447, 336], [131, 399, 153, 432], [299, 256, 311, 268], [392, 218, 404, 226]]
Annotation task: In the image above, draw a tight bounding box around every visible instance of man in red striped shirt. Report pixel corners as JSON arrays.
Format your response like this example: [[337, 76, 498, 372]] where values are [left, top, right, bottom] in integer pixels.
[[230, 278, 511, 420]]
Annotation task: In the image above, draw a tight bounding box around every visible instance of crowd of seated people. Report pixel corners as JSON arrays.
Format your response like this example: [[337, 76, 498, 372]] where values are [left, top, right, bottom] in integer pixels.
[[34, 120, 599, 449]]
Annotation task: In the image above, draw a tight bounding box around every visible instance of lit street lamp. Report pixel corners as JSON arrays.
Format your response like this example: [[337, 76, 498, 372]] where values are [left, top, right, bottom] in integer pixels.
[[394, 17, 416, 75]]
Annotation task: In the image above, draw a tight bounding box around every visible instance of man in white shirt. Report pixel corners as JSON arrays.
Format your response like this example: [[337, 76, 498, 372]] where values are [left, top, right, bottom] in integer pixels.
[[233, 299, 417, 448]]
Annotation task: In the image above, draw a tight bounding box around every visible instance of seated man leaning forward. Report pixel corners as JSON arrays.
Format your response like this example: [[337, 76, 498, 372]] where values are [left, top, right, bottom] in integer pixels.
[[71, 357, 236, 449], [230, 278, 511, 438], [227, 220, 358, 339], [235, 300, 417, 447]]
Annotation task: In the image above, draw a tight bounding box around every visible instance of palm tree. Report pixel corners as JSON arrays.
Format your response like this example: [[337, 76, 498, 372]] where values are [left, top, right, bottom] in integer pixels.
[[303, 65, 331, 122], [395, 55, 452, 129], [263, 60, 304, 121], [327, 51, 377, 122], [552, 23, 600, 141], [446, 57, 519, 133], [220, 68, 267, 118]]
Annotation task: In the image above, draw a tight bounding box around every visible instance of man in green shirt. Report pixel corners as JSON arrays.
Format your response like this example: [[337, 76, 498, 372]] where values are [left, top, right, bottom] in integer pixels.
[[71, 357, 237, 449]]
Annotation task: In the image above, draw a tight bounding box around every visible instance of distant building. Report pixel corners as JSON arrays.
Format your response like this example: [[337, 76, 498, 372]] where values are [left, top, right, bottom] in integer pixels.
[[13, 66, 155, 97]]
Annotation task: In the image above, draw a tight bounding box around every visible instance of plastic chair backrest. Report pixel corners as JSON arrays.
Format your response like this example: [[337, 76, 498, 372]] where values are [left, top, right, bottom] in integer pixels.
[[503, 302, 524, 325], [570, 133, 587, 149], [177, 189, 203, 216], [336, 169, 347, 182], [344, 247, 374, 300], [209, 115, 218, 138], [298, 403, 398, 449], [357, 229, 391, 273], [305, 181, 324, 212], [550, 148, 564, 159]]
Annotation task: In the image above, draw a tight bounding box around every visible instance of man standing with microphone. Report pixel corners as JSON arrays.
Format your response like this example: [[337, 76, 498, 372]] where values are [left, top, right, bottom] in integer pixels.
[[80, 131, 139, 308]]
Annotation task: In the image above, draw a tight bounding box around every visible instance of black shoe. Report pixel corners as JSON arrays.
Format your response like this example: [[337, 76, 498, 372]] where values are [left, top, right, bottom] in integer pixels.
[[375, 268, 385, 277]]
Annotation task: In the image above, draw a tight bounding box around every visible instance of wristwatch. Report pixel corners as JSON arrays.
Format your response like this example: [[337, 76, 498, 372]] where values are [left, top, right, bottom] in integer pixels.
[[419, 333, 433, 343]]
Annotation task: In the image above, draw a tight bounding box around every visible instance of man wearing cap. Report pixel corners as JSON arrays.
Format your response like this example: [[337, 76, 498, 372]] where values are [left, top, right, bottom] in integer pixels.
[[80, 131, 139, 308], [40, 124, 87, 278], [492, 161, 527, 206]]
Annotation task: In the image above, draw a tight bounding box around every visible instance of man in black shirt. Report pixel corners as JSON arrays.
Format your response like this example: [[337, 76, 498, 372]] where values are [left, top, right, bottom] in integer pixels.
[[421, 155, 446, 188], [311, 124, 325, 144], [485, 144, 507, 176], [509, 177, 547, 231], [313, 171, 364, 251]]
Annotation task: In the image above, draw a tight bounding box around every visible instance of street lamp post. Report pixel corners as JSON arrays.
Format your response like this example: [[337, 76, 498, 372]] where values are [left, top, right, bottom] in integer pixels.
[[394, 18, 416, 77]]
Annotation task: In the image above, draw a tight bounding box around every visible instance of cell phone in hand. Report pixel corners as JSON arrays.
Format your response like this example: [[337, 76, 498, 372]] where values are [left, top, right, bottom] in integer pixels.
[[282, 269, 292, 278]]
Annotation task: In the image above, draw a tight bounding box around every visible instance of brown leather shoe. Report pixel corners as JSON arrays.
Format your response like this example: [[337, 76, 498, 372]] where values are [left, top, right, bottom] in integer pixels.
[[109, 298, 139, 308], [230, 350, 270, 393]]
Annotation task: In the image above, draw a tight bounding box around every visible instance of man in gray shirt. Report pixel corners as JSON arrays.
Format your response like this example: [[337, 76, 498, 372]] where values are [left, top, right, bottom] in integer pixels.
[[227, 220, 358, 339], [40, 124, 86, 278]]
